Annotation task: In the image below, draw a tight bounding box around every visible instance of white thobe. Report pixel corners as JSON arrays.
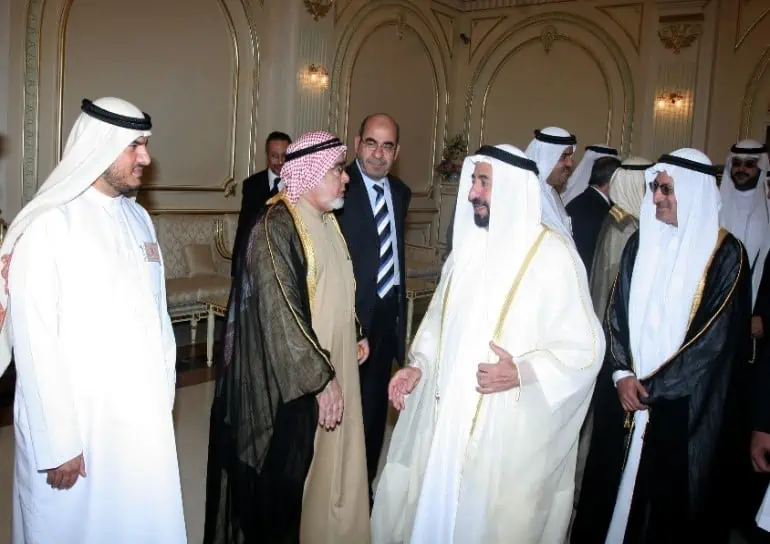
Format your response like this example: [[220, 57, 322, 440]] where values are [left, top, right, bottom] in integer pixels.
[[372, 231, 604, 543], [9, 187, 186, 543]]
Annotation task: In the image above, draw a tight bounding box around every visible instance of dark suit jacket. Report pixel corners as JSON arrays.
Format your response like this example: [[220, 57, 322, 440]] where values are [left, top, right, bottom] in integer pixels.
[[336, 163, 412, 365], [231, 169, 278, 277], [566, 187, 612, 275]]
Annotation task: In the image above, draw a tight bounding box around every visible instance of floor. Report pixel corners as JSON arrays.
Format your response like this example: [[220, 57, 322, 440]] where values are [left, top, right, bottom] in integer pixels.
[[0, 324, 399, 544], [0, 309, 754, 543]]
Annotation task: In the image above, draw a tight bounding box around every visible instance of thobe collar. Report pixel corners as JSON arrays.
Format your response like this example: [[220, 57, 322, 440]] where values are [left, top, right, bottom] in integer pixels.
[[83, 186, 124, 215], [295, 195, 326, 220]]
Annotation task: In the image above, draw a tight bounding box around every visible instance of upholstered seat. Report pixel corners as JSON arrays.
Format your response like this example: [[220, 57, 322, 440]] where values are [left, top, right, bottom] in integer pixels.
[[151, 213, 237, 344]]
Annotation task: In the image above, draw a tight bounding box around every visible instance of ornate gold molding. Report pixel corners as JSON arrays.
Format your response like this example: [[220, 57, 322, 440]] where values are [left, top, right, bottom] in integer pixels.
[[469, 16, 506, 61], [329, 0, 451, 198], [596, 2, 644, 54], [23, 0, 260, 203], [480, 34, 613, 147], [465, 12, 634, 154], [342, 20, 440, 197], [658, 23, 702, 55], [739, 45, 770, 139], [304, 0, 333, 22], [540, 24, 567, 54], [430, 8, 455, 58], [734, 2, 770, 51], [22, 0, 44, 206]]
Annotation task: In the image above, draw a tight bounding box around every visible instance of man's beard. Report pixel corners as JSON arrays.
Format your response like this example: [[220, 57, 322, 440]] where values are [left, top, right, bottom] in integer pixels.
[[732, 170, 760, 192], [330, 197, 345, 210], [103, 164, 141, 196], [471, 198, 490, 228]]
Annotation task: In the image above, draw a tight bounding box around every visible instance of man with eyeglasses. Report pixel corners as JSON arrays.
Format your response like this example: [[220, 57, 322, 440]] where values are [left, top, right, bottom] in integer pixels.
[[572, 148, 752, 544], [336, 113, 412, 505]]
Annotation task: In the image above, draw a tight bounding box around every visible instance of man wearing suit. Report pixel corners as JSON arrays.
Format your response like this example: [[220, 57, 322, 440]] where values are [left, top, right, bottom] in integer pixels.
[[566, 155, 621, 275], [231, 131, 292, 276], [336, 114, 412, 502]]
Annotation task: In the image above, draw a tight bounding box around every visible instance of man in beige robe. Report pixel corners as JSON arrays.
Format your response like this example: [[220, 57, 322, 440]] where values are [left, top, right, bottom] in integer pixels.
[[572, 156, 651, 520], [371, 144, 605, 543], [589, 156, 651, 317], [204, 131, 369, 544]]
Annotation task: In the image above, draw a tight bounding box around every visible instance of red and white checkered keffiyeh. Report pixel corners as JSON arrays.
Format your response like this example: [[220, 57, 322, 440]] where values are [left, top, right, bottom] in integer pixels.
[[281, 130, 348, 204]]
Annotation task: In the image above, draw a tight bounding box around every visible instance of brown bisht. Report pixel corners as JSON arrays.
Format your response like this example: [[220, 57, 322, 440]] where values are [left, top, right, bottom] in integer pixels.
[[203, 201, 335, 544], [571, 229, 752, 544]]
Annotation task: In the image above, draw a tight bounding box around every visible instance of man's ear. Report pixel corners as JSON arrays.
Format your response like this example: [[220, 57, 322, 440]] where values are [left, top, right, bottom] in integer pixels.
[[354, 136, 361, 150], [393, 143, 401, 162]]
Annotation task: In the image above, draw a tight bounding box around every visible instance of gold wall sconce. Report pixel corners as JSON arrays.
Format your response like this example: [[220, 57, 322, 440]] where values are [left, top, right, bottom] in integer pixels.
[[304, 64, 329, 90], [655, 91, 686, 110], [304, 0, 334, 21]]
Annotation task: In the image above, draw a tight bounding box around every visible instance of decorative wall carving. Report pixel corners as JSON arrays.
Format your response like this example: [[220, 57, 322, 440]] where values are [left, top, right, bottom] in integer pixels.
[[22, 0, 44, 206], [658, 23, 702, 55], [540, 24, 567, 54], [465, 12, 635, 155], [304, 0, 334, 22]]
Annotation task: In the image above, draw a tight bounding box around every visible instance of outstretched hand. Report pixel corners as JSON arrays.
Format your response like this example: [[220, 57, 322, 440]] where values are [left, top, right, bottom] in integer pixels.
[[388, 367, 422, 411]]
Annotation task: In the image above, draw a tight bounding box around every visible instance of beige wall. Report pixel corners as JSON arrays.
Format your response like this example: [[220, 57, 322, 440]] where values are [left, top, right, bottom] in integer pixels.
[[2, 0, 770, 252]]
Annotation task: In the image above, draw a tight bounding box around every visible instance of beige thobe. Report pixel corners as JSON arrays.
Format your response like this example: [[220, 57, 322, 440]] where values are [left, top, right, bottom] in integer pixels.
[[296, 198, 370, 543]]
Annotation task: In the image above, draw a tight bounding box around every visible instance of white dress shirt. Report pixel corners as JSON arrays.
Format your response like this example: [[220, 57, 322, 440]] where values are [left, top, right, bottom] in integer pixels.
[[357, 160, 401, 287], [268, 168, 283, 192]]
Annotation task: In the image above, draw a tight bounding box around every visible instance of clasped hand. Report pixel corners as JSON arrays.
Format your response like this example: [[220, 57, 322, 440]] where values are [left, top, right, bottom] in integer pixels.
[[616, 376, 648, 412], [476, 341, 519, 394], [316, 378, 343, 431]]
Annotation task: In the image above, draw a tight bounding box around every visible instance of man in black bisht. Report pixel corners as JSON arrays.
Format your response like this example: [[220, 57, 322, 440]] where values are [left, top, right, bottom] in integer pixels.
[[202, 131, 368, 544], [571, 148, 752, 543]]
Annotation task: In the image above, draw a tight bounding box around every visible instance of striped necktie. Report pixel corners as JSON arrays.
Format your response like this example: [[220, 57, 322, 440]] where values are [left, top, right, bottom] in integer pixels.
[[373, 183, 395, 298]]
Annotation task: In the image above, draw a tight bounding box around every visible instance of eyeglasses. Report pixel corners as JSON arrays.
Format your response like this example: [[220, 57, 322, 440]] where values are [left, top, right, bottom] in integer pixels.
[[732, 158, 759, 169], [648, 181, 674, 196], [362, 139, 396, 154]]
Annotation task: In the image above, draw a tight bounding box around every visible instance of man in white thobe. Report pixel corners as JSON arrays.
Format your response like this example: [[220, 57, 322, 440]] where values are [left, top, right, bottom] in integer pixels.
[[719, 140, 770, 310], [371, 144, 605, 543], [525, 127, 578, 239], [0, 97, 186, 543], [720, 141, 770, 540]]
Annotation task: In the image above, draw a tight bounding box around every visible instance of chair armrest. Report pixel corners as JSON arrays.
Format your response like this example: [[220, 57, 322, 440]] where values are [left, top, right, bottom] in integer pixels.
[[214, 219, 232, 260]]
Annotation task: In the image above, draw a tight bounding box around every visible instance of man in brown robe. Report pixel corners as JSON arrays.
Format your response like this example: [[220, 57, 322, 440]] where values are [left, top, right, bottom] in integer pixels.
[[204, 131, 370, 544]]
